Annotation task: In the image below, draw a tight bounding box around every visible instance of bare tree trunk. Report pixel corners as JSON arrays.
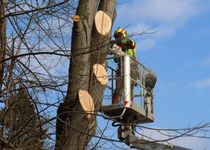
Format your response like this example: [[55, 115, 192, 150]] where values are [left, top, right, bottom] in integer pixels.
[[0, 0, 6, 95], [56, 0, 116, 149], [56, 0, 99, 149], [0, 1, 6, 144], [89, 0, 116, 111]]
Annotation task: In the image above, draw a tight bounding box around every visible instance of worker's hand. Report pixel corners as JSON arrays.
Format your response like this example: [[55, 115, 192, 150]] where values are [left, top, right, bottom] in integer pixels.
[[110, 40, 116, 44]]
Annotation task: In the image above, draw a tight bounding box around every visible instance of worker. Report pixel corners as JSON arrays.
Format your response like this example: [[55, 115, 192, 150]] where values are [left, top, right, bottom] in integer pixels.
[[112, 27, 138, 105]]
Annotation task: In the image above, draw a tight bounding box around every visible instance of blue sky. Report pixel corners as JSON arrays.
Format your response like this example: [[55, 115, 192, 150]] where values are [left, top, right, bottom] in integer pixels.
[[108, 0, 210, 149]]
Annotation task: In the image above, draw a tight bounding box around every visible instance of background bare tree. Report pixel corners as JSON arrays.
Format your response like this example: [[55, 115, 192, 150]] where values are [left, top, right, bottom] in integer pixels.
[[0, 85, 46, 149], [0, 0, 74, 149]]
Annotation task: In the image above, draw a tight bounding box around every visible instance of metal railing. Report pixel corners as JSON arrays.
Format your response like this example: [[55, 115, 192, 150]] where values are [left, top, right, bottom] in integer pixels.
[[105, 44, 157, 115]]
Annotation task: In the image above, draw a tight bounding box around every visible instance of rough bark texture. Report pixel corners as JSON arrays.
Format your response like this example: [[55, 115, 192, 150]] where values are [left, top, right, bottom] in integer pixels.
[[56, 0, 116, 149], [56, 0, 99, 150], [89, 0, 116, 109], [0, 0, 6, 94]]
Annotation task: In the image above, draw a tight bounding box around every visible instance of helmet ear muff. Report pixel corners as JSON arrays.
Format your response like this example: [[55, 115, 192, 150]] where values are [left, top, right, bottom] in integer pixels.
[[122, 30, 127, 38]]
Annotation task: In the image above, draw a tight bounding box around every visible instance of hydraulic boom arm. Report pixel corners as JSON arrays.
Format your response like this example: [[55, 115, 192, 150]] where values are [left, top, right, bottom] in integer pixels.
[[118, 125, 192, 150]]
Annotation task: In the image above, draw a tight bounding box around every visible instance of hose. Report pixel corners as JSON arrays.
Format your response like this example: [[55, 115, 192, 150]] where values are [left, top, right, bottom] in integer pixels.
[[112, 121, 121, 127]]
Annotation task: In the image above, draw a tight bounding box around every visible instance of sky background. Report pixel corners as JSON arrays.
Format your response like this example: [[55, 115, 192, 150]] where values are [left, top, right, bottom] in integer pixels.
[[105, 0, 210, 149]]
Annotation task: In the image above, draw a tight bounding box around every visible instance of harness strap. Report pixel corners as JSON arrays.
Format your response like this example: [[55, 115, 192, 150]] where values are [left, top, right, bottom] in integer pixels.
[[132, 48, 137, 64]]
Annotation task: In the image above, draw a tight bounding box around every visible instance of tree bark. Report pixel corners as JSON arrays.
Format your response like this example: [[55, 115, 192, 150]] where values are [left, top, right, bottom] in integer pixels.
[[89, 0, 116, 109], [56, 0, 116, 149], [56, 0, 99, 150], [0, 0, 6, 95]]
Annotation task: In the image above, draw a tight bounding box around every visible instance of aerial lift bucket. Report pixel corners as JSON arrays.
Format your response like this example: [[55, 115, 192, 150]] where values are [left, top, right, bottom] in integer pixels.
[[101, 45, 155, 124]]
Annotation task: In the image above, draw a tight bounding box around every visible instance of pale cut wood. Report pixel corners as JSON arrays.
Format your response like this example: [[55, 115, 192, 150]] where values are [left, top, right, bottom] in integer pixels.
[[93, 64, 108, 85], [95, 10, 112, 35], [78, 90, 94, 118]]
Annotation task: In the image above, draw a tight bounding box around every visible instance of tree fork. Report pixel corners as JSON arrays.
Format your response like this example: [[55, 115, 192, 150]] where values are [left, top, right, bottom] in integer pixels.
[[56, 0, 116, 149], [56, 0, 99, 149]]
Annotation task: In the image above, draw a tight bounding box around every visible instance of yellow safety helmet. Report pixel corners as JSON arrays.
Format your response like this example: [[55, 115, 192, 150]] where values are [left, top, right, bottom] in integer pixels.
[[114, 27, 127, 38]]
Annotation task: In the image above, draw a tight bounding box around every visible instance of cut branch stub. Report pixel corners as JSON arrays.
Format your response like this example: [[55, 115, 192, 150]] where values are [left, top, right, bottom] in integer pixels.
[[95, 10, 112, 35], [93, 64, 108, 85], [78, 90, 94, 119], [71, 15, 80, 22]]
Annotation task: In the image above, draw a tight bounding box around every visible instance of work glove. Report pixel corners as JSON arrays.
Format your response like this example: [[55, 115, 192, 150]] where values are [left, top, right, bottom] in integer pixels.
[[110, 40, 116, 45]]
